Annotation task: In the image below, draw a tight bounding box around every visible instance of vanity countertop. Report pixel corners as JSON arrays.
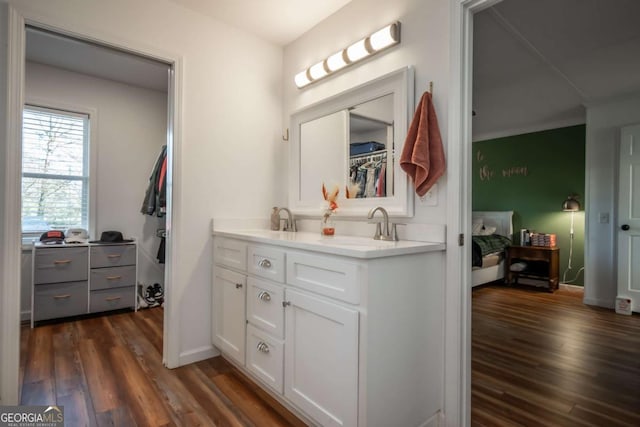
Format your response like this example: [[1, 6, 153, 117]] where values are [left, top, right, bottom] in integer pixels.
[[213, 229, 445, 259]]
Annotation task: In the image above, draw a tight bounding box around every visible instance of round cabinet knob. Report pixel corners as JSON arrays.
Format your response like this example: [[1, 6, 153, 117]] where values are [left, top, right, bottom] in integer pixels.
[[258, 259, 272, 269], [257, 341, 270, 353], [258, 291, 271, 302], [621, 224, 630, 231]]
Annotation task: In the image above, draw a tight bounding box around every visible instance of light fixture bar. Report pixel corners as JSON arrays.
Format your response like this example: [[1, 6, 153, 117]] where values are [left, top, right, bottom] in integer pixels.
[[295, 21, 401, 89]]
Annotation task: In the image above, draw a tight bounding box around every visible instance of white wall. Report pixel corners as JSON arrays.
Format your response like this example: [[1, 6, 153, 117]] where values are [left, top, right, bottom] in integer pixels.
[[584, 94, 640, 307], [283, 0, 450, 418], [7, 0, 283, 365], [20, 61, 168, 319]]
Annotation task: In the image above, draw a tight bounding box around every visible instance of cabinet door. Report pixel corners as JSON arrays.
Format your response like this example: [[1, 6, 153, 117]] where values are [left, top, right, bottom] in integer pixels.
[[212, 266, 246, 365], [284, 289, 359, 427]]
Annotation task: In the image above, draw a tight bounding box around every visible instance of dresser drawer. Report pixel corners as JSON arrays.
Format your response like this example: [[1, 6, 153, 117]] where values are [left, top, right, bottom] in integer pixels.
[[214, 237, 247, 270], [90, 266, 136, 290], [246, 324, 284, 394], [248, 245, 285, 283], [90, 287, 136, 313], [90, 244, 136, 268], [247, 277, 284, 339], [33, 281, 88, 321], [286, 250, 362, 304], [34, 247, 88, 284]]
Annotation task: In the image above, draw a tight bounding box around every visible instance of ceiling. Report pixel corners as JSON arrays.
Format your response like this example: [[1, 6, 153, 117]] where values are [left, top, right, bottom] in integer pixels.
[[26, 27, 170, 92], [167, 0, 352, 46], [25, 0, 640, 141], [472, 0, 640, 140]]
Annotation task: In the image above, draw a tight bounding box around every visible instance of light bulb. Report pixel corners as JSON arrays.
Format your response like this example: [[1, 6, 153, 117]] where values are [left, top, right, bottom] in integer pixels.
[[326, 50, 347, 71], [346, 39, 369, 62], [294, 70, 312, 88], [309, 61, 328, 80], [369, 23, 398, 51]]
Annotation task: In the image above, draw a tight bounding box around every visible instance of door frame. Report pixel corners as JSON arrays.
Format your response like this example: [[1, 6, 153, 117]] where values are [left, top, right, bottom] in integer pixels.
[[447, 0, 503, 424], [0, 4, 184, 403]]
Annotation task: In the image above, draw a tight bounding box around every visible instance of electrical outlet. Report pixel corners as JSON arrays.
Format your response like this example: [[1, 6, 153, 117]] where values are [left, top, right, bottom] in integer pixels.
[[599, 212, 609, 224], [419, 184, 438, 206]]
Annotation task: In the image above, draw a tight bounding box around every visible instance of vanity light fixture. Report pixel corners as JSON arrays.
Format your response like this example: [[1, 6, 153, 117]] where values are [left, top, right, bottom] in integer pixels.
[[294, 21, 401, 88]]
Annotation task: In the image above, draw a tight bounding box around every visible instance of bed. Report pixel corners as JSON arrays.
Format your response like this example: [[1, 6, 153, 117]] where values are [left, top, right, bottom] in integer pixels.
[[472, 211, 513, 287]]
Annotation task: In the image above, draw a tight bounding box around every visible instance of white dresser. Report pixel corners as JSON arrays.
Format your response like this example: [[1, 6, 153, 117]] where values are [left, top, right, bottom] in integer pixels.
[[31, 242, 137, 326], [212, 229, 445, 427]]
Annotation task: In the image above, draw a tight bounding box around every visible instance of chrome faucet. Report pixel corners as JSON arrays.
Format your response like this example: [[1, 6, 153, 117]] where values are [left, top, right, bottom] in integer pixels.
[[367, 206, 398, 241], [275, 207, 297, 232]]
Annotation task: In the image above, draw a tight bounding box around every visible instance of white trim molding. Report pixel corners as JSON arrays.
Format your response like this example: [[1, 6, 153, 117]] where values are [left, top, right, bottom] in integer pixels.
[[0, 4, 25, 405], [446, 0, 504, 425]]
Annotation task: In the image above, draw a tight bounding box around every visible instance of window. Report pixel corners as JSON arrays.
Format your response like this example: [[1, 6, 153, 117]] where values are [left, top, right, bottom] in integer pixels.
[[22, 105, 90, 236]]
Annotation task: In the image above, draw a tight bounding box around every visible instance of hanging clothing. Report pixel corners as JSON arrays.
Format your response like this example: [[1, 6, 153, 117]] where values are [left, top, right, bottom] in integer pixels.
[[157, 236, 165, 264], [141, 145, 167, 217]]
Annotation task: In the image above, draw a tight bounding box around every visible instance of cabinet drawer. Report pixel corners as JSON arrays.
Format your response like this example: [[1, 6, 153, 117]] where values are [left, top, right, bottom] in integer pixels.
[[247, 277, 284, 339], [33, 281, 88, 321], [90, 266, 136, 290], [248, 245, 285, 283], [34, 247, 88, 284], [90, 287, 136, 313], [246, 324, 284, 394], [90, 244, 136, 268], [214, 237, 247, 270], [286, 251, 361, 304]]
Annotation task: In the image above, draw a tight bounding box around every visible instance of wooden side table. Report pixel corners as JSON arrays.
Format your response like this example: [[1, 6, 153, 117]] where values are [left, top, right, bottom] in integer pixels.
[[505, 245, 560, 292]]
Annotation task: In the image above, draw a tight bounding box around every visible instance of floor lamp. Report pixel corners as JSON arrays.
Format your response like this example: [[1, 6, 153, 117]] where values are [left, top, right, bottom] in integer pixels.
[[562, 195, 583, 283]]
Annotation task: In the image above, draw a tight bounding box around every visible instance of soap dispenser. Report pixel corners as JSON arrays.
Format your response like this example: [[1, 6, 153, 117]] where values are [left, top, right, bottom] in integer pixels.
[[270, 207, 280, 231]]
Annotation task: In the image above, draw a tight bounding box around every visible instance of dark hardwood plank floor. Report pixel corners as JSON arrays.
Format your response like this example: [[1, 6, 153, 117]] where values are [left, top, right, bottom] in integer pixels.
[[20, 308, 307, 427], [472, 285, 640, 426]]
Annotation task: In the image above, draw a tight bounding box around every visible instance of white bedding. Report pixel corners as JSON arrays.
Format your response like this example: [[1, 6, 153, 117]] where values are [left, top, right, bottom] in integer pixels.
[[471, 211, 513, 288]]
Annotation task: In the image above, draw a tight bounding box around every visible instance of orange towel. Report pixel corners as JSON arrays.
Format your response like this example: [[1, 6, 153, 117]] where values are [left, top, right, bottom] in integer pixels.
[[400, 91, 446, 197]]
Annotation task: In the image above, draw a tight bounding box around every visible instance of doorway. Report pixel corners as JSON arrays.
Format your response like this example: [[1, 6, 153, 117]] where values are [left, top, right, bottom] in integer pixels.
[[459, 0, 640, 424], [1, 10, 180, 404]]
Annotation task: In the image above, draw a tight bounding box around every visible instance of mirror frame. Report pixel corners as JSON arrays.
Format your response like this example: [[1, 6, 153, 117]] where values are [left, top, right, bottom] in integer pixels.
[[289, 66, 415, 217]]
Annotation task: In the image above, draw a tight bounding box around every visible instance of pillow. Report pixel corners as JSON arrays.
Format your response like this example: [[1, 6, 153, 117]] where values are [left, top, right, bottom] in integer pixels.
[[476, 225, 496, 236], [472, 219, 484, 235]]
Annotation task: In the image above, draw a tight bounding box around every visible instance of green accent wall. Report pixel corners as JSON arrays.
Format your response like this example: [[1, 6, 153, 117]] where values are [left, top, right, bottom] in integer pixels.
[[473, 125, 585, 285]]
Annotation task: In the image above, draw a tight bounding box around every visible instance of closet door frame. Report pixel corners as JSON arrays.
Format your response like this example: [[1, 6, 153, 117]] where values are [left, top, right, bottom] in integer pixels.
[[0, 4, 184, 403]]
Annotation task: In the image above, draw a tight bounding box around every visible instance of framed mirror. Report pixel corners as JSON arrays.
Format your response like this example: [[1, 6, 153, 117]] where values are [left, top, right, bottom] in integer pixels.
[[289, 66, 415, 217]]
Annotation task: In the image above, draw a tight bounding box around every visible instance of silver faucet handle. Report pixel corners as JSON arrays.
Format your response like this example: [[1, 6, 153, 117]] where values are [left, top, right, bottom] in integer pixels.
[[373, 222, 382, 240], [390, 223, 405, 241]]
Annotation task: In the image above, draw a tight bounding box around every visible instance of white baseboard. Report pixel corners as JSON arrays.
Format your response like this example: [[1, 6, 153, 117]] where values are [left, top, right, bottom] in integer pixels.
[[178, 345, 219, 366], [21, 310, 30, 322], [583, 297, 615, 309], [419, 411, 442, 427], [559, 283, 584, 290]]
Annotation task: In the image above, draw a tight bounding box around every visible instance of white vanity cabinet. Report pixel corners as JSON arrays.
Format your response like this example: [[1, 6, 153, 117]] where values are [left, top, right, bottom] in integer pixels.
[[212, 266, 246, 365], [212, 231, 445, 427], [284, 288, 359, 427]]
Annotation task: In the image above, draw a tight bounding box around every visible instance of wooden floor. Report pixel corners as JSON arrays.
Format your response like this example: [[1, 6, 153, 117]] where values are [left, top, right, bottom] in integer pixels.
[[472, 285, 640, 426], [20, 308, 307, 427], [21, 287, 640, 426]]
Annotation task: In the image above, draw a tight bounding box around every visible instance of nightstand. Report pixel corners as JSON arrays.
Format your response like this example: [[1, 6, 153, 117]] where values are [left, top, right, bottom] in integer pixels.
[[505, 245, 560, 292]]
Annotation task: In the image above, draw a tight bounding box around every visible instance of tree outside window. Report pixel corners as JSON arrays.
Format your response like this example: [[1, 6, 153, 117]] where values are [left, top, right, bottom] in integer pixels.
[[22, 106, 89, 236]]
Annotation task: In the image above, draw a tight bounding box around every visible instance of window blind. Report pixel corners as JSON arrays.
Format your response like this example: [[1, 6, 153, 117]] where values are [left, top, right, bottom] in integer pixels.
[[22, 106, 90, 234]]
